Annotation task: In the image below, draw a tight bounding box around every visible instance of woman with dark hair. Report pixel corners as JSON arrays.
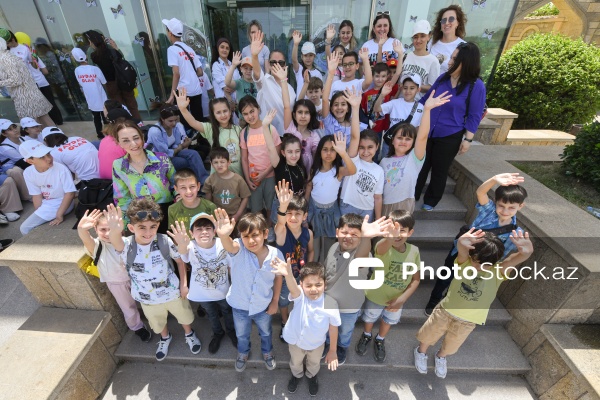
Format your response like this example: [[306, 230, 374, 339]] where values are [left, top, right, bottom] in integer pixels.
[[211, 38, 240, 103], [430, 5, 467, 75], [84, 30, 141, 120], [414, 42, 486, 210], [241, 20, 271, 72], [361, 13, 398, 65]]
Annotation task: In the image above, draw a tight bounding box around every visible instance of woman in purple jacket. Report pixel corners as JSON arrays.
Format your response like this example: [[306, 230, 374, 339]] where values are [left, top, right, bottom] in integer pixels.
[[414, 42, 485, 210]]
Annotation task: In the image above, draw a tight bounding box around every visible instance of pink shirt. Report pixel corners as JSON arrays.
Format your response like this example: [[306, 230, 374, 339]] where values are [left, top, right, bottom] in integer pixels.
[[98, 136, 127, 179], [285, 122, 320, 173], [240, 125, 281, 179]]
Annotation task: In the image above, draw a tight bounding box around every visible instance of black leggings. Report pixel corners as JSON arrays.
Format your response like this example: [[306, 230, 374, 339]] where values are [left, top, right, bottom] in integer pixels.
[[92, 111, 108, 137], [38, 85, 63, 125]]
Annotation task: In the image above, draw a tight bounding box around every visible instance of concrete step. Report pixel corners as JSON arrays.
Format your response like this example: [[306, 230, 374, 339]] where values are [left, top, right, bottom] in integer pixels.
[[102, 362, 536, 399], [423, 175, 456, 195], [414, 194, 467, 221], [409, 220, 465, 250], [116, 317, 529, 375]]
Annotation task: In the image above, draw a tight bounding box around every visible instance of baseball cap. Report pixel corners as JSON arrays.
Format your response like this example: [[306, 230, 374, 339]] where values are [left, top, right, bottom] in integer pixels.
[[71, 47, 87, 62], [240, 56, 252, 67], [301, 41, 316, 55], [189, 212, 216, 230], [0, 119, 14, 131], [412, 20, 431, 36], [387, 59, 398, 68], [402, 74, 422, 87], [162, 18, 183, 37], [19, 141, 52, 159], [39, 126, 64, 143], [20, 117, 42, 129]]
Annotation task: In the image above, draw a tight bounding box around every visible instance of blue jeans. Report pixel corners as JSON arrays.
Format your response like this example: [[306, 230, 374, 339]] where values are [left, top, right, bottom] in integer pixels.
[[199, 299, 235, 336], [171, 149, 209, 185], [339, 201, 374, 221], [232, 308, 273, 356], [326, 310, 360, 349]]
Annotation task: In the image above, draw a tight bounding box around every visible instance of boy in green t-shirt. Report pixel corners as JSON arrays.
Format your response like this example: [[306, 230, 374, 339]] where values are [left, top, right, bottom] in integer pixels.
[[414, 228, 533, 379], [355, 210, 421, 362], [225, 52, 258, 102], [168, 168, 217, 228]]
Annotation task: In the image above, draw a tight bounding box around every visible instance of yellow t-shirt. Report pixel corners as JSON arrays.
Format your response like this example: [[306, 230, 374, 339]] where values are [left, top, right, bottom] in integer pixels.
[[441, 257, 505, 325], [364, 241, 421, 306]]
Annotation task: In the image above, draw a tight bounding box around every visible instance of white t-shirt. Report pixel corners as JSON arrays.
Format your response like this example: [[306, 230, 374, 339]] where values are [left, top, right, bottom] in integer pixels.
[[379, 149, 425, 204], [402, 52, 441, 89], [295, 65, 324, 100], [340, 156, 384, 210], [24, 161, 76, 220], [50, 136, 100, 181], [311, 167, 340, 204], [361, 38, 399, 65], [11, 44, 50, 87], [74, 65, 107, 112], [429, 38, 466, 75], [167, 41, 203, 96], [199, 74, 213, 118], [381, 98, 424, 127], [254, 70, 296, 136], [85, 238, 130, 283], [120, 236, 182, 305], [211, 58, 240, 99], [181, 239, 231, 302], [329, 78, 364, 99]]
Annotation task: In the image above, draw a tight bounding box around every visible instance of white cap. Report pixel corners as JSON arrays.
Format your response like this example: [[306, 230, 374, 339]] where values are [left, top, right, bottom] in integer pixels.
[[412, 20, 431, 36], [402, 73, 422, 87], [0, 119, 13, 131], [19, 141, 52, 159], [162, 18, 183, 37], [71, 47, 87, 62], [301, 41, 316, 55], [20, 117, 42, 129], [240, 56, 252, 67], [39, 126, 64, 143]]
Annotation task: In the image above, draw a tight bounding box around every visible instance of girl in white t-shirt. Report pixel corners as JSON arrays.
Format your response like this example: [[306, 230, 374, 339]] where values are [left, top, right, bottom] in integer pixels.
[[379, 90, 450, 214], [361, 13, 399, 65]]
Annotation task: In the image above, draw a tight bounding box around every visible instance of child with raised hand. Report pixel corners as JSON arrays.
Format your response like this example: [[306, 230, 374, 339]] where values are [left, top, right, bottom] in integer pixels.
[[326, 48, 373, 97], [273, 180, 314, 341], [271, 257, 339, 396], [415, 228, 533, 379], [356, 210, 421, 362], [291, 30, 324, 92], [379, 89, 451, 215], [306, 132, 357, 261], [225, 51, 258, 101], [168, 215, 237, 354], [271, 63, 321, 172], [175, 88, 243, 176], [214, 208, 283, 372], [77, 209, 151, 343]]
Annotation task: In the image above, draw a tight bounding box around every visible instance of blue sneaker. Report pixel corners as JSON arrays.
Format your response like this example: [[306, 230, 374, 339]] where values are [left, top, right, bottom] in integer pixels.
[[421, 204, 435, 211]]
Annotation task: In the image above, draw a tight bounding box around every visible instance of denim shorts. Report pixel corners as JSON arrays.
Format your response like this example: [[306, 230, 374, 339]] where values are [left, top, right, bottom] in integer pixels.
[[339, 201, 374, 221], [361, 298, 402, 325]]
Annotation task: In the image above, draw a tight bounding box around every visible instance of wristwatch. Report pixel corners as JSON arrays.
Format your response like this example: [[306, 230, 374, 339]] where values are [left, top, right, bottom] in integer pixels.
[[463, 138, 473, 142], [277, 209, 286, 216]]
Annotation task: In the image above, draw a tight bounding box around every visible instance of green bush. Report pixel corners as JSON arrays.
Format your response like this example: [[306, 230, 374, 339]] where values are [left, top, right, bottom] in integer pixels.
[[561, 121, 600, 192], [487, 33, 600, 131], [526, 2, 559, 17]]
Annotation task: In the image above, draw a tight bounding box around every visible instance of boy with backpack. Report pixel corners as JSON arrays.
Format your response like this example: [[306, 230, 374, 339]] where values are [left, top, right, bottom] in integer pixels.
[[106, 199, 201, 361]]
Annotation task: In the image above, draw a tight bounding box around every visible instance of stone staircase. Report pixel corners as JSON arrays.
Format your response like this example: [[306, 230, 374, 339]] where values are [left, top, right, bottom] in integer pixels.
[[109, 177, 536, 399]]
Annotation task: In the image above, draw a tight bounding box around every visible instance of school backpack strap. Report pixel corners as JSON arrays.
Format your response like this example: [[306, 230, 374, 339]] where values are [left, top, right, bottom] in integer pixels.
[[243, 125, 270, 143], [174, 44, 199, 74], [455, 223, 518, 240], [126, 234, 175, 273], [93, 242, 103, 267]]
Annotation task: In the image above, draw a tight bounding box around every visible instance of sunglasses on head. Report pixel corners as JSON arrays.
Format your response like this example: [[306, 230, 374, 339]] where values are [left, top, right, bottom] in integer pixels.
[[457, 42, 468, 49], [440, 16, 456, 25], [135, 210, 161, 220], [376, 11, 390, 16], [269, 60, 286, 67]]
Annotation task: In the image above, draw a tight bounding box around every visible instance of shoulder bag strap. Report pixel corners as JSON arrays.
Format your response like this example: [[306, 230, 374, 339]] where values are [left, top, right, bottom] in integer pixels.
[[174, 44, 198, 73]]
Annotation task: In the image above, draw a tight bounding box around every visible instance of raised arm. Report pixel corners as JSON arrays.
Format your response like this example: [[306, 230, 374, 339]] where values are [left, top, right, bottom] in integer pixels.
[[497, 231, 533, 275], [356, 215, 393, 258], [291, 31, 302, 73], [225, 51, 242, 90], [373, 82, 393, 114], [77, 209, 103, 255], [297, 69, 310, 101], [175, 87, 205, 133], [272, 63, 293, 129], [359, 47, 373, 91], [322, 53, 338, 118], [324, 24, 335, 58], [389, 39, 405, 86], [166, 220, 191, 255], [344, 87, 362, 158], [331, 132, 357, 179], [414, 90, 451, 161], [104, 204, 125, 252], [270, 256, 301, 300], [456, 228, 485, 265], [476, 173, 525, 206], [250, 31, 265, 82], [214, 208, 240, 254], [274, 180, 293, 246]]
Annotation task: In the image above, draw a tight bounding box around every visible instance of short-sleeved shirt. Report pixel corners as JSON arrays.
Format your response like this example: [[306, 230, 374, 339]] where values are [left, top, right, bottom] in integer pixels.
[[24, 161, 76, 221], [85, 239, 129, 283], [362, 88, 392, 132], [284, 122, 320, 173], [199, 123, 242, 176], [277, 226, 310, 279], [181, 239, 231, 302], [380, 150, 425, 204], [226, 240, 283, 315], [429, 38, 466, 75], [330, 78, 365, 99], [51, 136, 100, 181], [167, 41, 202, 96], [239, 125, 281, 178], [402, 52, 441, 91], [234, 78, 258, 100], [441, 257, 505, 325], [202, 172, 251, 216], [340, 156, 384, 211], [381, 98, 424, 127], [324, 243, 367, 313], [361, 38, 399, 65], [74, 65, 108, 112], [283, 291, 341, 350], [120, 235, 182, 305], [365, 241, 421, 305], [167, 198, 217, 228]]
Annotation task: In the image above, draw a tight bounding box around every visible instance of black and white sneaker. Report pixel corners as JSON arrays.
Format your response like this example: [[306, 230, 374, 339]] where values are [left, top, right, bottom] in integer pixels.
[[373, 337, 386, 362], [336, 346, 347, 366], [156, 334, 172, 361], [355, 333, 372, 355]]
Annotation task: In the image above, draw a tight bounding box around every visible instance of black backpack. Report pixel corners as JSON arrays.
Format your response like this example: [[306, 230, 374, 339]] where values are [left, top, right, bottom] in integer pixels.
[[109, 48, 138, 92], [73, 179, 114, 228]]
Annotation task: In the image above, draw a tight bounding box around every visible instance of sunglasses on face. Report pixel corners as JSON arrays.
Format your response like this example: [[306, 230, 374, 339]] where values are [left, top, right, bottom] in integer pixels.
[[269, 60, 286, 67], [377, 11, 390, 16], [135, 210, 161, 220], [342, 62, 356, 68], [440, 16, 456, 25]]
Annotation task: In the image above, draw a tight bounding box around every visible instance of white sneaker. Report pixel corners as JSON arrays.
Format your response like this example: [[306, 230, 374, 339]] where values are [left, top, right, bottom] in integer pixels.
[[185, 330, 202, 354], [435, 352, 447, 379], [414, 347, 428, 374], [4, 212, 19, 222], [0, 214, 8, 225], [156, 334, 172, 361]]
